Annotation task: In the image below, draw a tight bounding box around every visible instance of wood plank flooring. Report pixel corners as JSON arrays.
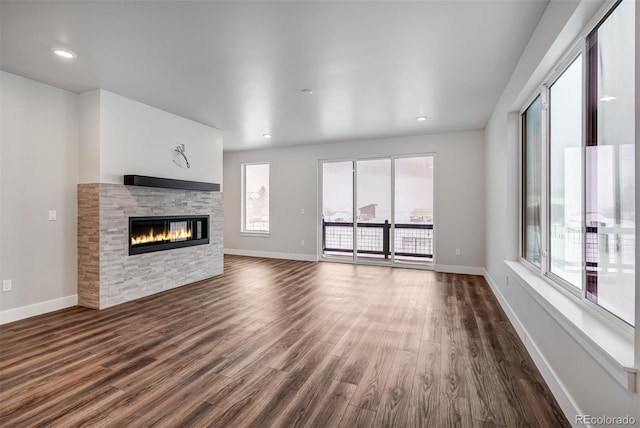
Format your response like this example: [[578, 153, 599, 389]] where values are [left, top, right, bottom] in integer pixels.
[[0, 255, 570, 427]]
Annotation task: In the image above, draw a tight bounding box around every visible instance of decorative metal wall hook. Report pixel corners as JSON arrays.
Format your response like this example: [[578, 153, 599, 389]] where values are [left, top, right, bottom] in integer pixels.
[[173, 143, 191, 168]]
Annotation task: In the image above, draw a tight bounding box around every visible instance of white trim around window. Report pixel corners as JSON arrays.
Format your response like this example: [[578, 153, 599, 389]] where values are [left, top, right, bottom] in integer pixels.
[[241, 162, 270, 236]]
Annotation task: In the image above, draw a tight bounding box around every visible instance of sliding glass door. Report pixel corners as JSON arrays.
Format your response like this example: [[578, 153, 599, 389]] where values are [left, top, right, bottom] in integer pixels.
[[321, 155, 434, 266], [394, 156, 434, 264], [356, 159, 392, 262], [321, 161, 354, 259]]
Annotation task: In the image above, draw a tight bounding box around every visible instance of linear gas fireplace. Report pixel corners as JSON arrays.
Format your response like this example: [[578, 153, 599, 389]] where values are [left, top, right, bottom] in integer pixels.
[[129, 215, 209, 255]]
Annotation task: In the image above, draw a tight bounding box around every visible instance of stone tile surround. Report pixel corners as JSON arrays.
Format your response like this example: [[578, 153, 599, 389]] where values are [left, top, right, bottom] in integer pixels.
[[78, 183, 223, 309]]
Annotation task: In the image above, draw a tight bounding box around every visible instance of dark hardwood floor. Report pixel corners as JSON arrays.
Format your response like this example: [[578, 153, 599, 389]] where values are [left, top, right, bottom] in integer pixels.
[[0, 255, 569, 427]]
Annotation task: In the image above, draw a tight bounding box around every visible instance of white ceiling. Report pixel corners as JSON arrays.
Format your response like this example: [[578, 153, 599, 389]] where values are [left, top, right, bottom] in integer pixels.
[[0, 0, 549, 151]]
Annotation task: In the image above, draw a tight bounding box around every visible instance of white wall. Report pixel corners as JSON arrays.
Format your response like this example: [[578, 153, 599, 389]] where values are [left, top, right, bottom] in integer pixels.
[[0, 71, 79, 316], [79, 90, 223, 185], [224, 130, 485, 272], [485, 0, 640, 422], [79, 90, 101, 183]]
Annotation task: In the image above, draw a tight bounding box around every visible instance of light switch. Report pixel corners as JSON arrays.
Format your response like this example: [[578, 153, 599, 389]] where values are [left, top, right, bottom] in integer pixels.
[[48, 210, 57, 221]]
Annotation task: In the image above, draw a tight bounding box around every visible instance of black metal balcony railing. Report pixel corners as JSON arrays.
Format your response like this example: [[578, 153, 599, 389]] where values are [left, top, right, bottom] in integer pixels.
[[322, 220, 433, 259]]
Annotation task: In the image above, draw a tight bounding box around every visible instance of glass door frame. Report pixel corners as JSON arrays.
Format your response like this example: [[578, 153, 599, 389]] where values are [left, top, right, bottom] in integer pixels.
[[317, 153, 436, 269]]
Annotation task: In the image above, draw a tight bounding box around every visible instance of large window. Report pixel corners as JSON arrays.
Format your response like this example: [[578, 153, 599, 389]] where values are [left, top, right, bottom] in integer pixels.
[[242, 163, 270, 233], [585, 0, 635, 325], [521, 0, 635, 325]]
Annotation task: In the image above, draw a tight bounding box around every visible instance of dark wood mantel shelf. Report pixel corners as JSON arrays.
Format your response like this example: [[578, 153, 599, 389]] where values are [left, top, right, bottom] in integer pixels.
[[124, 175, 220, 191]]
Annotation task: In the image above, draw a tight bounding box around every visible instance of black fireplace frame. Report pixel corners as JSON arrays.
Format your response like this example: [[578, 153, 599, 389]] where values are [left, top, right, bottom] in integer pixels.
[[129, 215, 210, 255]]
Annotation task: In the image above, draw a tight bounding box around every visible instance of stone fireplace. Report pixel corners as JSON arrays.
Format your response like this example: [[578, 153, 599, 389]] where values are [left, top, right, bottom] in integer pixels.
[[77, 181, 223, 309]]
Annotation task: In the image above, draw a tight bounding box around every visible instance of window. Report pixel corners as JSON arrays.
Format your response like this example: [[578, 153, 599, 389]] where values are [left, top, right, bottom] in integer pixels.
[[585, 0, 635, 325], [522, 96, 542, 267], [242, 163, 270, 233], [521, 0, 635, 325], [549, 55, 583, 288]]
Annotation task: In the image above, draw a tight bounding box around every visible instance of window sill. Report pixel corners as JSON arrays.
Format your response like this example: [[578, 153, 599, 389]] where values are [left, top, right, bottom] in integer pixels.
[[504, 260, 636, 392], [240, 231, 270, 238]]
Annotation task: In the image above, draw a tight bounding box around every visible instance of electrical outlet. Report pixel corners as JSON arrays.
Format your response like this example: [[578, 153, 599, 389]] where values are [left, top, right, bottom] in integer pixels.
[[48, 210, 57, 221], [455, 248, 461, 256], [2, 280, 12, 292]]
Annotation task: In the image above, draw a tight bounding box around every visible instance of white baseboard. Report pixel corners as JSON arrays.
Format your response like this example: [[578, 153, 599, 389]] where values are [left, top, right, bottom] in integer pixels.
[[224, 248, 318, 262], [483, 270, 581, 424], [434, 264, 485, 275], [0, 294, 78, 325], [483, 270, 527, 341]]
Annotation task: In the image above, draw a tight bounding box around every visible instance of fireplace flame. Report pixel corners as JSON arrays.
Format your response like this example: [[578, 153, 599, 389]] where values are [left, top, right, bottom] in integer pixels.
[[131, 227, 192, 245]]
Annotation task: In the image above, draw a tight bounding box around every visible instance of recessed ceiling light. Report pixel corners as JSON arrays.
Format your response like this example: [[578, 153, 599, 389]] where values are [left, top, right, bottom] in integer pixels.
[[599, 95, 616, 102], [301, 88, 314, 95], [262, 133, 272, 139], [416, 116, 428, 122], [52, 48, 77, 60]]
